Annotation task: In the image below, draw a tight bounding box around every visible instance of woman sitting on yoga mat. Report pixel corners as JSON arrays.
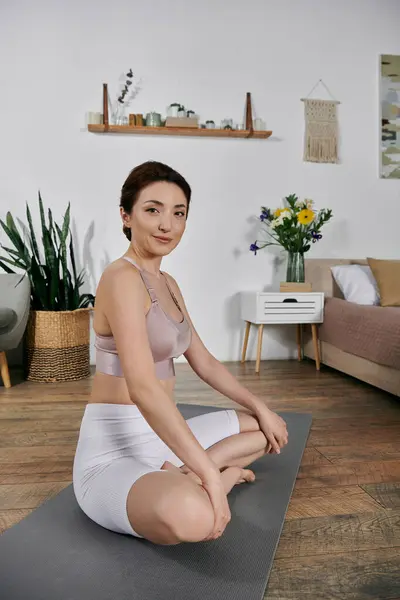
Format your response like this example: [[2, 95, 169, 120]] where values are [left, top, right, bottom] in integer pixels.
[[72, 160, 288, 544]]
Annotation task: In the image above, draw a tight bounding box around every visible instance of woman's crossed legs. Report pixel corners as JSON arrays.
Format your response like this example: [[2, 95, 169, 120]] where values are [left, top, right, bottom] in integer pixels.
[[126, 410, 269, 545]]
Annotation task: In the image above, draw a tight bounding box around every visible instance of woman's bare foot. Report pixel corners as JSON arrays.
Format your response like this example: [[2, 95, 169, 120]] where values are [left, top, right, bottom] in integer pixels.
[[161, 460, 181, 473], [236, 468, 256, 484]]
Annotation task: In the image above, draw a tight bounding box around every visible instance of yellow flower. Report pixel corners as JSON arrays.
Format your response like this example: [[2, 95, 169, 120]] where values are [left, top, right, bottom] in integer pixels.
[[297, 208, 315, 225], [274, 208, 291, 218]]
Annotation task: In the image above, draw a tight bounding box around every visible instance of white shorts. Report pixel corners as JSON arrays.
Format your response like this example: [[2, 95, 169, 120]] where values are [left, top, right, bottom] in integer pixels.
[[72, 403, 240, 538]]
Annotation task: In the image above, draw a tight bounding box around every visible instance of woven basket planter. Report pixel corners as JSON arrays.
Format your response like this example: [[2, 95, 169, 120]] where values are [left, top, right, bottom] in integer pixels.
[[24, 308, 92, 382]]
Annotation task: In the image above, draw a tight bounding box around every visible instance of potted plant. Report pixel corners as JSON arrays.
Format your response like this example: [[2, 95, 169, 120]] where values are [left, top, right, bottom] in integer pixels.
[[0, 192, 95, 382], [249, 194, 333, 282]]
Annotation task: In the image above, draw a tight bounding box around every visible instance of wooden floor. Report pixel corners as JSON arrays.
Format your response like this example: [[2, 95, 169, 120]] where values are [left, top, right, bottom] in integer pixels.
[[1, 359, 399, 600]]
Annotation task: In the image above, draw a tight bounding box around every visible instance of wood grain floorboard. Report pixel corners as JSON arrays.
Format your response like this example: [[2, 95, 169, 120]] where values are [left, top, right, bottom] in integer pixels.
[[266, 547, 400, 600], [0, 359, 399, 600], [361, 483, 400, 510]]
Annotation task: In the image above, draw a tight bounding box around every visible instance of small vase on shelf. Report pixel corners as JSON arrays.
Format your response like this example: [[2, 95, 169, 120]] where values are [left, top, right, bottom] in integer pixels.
[[112, 102, 127, 125], [286, 251, 305, 283]]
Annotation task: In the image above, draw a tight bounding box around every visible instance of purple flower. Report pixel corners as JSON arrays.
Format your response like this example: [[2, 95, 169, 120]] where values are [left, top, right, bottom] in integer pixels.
[[312, 231, 322, 243], [250, 242, 260, 255], [260, 208, 269, 221]]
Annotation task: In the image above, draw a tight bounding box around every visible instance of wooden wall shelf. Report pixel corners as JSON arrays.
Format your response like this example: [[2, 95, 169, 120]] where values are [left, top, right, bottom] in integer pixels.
[[89, 86, 272, 140], [87, 124, 272, 139]]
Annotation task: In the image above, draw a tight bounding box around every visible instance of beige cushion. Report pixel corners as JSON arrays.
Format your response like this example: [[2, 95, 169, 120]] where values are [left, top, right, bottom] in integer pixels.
[[367, 257, 400, 307]]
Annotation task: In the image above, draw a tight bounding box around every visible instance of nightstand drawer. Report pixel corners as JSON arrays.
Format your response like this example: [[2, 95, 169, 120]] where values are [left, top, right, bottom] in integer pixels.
[[240, 291, 324, 324]]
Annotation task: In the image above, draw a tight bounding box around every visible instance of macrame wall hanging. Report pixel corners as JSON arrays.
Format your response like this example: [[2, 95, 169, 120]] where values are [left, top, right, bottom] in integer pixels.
[[301, 79, 340, 164]]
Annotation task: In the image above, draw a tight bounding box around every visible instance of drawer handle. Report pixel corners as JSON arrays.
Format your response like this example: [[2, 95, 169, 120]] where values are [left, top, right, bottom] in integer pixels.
[[282, 298, 298, 303]]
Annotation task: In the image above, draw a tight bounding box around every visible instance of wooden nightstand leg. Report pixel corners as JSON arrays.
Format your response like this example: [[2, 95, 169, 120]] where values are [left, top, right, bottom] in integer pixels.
[[296, 324, 303, 361], [0, 351, 11, 388], [255, 324, 264, 374], [311, 324, 321, 371], [241, 321, 251, 363]]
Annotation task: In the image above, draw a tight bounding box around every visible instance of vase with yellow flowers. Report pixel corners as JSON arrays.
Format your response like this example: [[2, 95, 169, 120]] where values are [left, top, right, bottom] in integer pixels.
[[249, 194, 333, 283]]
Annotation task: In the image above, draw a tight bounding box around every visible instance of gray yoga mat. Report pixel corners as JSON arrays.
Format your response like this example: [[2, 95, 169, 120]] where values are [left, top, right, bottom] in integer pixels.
[[0, 404, 312, 600]]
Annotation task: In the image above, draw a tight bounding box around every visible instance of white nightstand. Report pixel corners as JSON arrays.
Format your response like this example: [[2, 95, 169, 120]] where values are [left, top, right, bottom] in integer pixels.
[[240, 291, 325, 373]]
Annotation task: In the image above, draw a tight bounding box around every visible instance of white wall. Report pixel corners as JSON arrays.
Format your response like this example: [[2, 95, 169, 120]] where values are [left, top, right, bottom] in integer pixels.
[[1, 0, 400, 366]]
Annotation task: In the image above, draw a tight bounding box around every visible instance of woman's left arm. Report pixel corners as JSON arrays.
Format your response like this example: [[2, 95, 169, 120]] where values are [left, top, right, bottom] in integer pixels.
[[165, 273, 288, 452]]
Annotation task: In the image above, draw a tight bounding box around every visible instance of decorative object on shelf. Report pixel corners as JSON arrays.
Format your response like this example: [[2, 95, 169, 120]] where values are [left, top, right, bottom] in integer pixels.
[[110, 68, 142, 125], [87, 112, 103, 125], [205, 120, 215, 129], [117, 68, 133, 104], [112, 69, 132, 124], [301, 79, 340, 164], [380, 54, 400, 179], [127, 113, 144, 126], [177, 106, 186, 118], [253, 117, 266, 130], [91, 89, 272, 139], [167, 103, 181, 117], [0, 193, 95, 382], [113, 103, 128, 125], [166, 116, 199, 128], [145, 112, 162, 127], [221, 118, 233, 129], [249, 194, 333, 283]]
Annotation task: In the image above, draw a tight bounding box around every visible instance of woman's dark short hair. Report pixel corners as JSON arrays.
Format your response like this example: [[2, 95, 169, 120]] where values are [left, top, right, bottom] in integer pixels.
[[120, 161, 191, 240]]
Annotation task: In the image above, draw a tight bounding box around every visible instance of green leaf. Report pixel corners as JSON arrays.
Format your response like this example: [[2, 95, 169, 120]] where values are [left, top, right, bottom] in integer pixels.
[[70, 242, 81, 308], [55, 222, 70, 309], [1, 216, 30, 266], [29, 256, 48, 309], [79, 293, 95, 308], [69, 234, 78, 282], [37, 198, 58, 307], [0, 260, 16, 273], [47, 208, 60, 255], [48, 207, 53, 234], [38, 191, 47, 236], [0, 245, 25, 261], [42, 226, 60, 310], [26, 202, 40, 265], [48, 241, 59, 308], [61, 203, 71, 243], [0, 256, 25, 269]]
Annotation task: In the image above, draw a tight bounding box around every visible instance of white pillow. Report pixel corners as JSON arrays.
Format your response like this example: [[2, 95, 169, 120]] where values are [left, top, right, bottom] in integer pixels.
[[330, 264, 380, 305]]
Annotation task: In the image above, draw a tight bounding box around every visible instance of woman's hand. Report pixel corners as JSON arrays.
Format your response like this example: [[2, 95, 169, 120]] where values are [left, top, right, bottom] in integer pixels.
[[255, 404, 288, 454], [201, 471, 231, 541], [179, 465, 231, 541]]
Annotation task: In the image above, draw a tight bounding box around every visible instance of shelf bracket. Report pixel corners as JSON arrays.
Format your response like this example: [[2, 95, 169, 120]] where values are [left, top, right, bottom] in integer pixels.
[[245, 92, 254, 137], [103, 83, 109, 131]]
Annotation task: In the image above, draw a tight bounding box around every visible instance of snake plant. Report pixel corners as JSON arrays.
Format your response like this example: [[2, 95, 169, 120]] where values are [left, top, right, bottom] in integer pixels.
[[0, 192, 95, 311]]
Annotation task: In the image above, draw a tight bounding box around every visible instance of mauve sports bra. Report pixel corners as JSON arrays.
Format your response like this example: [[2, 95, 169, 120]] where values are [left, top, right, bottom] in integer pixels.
[[94, 256, 192, 380]]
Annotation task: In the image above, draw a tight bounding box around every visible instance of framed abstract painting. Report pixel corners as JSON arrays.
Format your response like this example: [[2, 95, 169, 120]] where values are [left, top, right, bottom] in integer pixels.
[[380, 54, 400, 179]]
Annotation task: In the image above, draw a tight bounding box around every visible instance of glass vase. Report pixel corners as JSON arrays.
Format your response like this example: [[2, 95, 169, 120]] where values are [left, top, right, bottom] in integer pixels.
[[286, 252, 305, 283], [112, 102, 127, 125]]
